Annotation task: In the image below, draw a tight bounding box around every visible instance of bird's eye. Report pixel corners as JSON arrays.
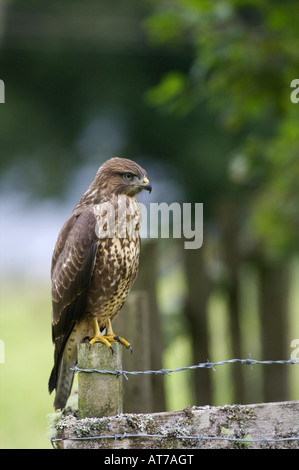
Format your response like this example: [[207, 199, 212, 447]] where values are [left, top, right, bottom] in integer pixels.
[[123, 172, 134, 181]]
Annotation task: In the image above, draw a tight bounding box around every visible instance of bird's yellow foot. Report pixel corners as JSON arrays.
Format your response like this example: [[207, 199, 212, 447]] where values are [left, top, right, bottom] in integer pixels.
[[89, 334, 113, 350], [104, 334, 132, 352], [89, 319, 132, 352]]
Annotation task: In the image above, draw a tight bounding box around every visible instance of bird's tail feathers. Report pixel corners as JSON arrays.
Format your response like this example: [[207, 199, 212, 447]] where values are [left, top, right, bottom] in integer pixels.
[[49, 356, 75, 411], [48, 366, 56, 395]]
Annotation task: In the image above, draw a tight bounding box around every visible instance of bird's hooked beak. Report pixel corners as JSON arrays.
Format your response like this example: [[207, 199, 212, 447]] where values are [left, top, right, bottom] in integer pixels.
[[128, 175, 152, 194], [141, 176, 152, 193]]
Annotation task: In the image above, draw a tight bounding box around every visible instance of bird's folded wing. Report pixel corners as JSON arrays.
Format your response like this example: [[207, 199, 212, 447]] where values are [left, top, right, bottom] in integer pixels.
[[51, 209, 99, 341]]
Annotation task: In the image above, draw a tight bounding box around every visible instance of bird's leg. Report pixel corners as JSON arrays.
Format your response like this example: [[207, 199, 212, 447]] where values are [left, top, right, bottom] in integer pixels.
[[89, 318, 113, 350], [104, 319, 132, 352]]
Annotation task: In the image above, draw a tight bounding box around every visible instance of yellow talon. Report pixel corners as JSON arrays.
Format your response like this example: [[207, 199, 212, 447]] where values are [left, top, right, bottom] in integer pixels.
[[89, 319, 132, 352], [105, 334, 132, 350], [89, 334, 112, 349]]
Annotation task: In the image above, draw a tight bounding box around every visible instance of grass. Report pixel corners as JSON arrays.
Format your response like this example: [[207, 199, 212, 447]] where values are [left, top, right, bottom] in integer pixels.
[[0, 280, 53, 449], [0, 260, 298, 449], [163, 335, 194, 411]]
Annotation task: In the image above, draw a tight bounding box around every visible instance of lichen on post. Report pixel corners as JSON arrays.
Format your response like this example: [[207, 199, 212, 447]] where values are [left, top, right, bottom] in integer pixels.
[[77, 342, 123, 419]]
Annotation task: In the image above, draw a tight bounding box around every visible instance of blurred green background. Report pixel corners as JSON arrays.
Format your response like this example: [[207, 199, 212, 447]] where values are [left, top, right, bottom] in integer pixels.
[[0, 0, 299, 449]]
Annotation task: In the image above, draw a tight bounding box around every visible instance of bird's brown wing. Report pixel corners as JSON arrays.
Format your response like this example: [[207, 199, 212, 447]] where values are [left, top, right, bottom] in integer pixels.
[[49, 209, 98, 394]]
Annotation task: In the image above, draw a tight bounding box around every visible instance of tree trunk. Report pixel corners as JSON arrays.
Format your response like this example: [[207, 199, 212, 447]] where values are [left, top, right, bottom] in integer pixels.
[[184, 243, 212, 405], [217, 202, 245, 403], [257, 259, 290, 402]]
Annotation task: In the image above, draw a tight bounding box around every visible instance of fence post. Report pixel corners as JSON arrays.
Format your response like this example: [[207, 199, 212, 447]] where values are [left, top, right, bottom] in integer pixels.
[[77, 342, 123, 419], [133, 241, 166, 412], [113, 290, 153, 413]]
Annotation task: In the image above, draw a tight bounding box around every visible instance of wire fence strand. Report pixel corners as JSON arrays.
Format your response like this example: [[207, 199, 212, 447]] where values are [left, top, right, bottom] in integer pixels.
[[51, 432, 299, 449], [51, 356, 299, 449], [71, 355, 299, 380]]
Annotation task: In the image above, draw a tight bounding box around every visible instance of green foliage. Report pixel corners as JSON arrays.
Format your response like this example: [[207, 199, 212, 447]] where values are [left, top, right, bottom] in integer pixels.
[[145, 0, 299, 260], [1, 0, 299, 259], [144, 71, 190, 115], [251, 110, 299, 259]]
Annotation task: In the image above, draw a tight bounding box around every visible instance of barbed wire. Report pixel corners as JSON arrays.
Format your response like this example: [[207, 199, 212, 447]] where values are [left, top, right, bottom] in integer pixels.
[[71, 355, 299, 380], [51, 432, 299, 449], [51, 356, 299, 449]]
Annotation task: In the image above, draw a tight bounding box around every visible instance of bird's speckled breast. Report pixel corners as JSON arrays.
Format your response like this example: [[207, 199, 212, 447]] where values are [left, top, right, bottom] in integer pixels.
[[85, 195, 141, 328]]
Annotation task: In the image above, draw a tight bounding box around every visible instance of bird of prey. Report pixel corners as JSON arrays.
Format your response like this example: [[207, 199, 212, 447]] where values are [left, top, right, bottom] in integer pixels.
[[48, 157, 151, 410]]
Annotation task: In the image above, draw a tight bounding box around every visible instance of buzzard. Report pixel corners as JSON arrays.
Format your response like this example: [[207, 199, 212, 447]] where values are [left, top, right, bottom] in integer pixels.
[[48, 157, 151, 410]]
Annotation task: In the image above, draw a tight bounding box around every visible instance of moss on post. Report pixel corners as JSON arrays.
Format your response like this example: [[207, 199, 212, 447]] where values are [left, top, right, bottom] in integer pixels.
[[78, 342, 123, 419]]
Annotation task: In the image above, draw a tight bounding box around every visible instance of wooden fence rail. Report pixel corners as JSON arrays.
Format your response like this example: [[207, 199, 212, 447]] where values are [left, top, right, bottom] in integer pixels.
[[52, 342, 299, 449]]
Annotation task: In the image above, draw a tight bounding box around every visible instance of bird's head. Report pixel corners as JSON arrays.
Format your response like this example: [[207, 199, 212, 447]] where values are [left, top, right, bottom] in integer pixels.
[[98, 157, 152, 197]]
